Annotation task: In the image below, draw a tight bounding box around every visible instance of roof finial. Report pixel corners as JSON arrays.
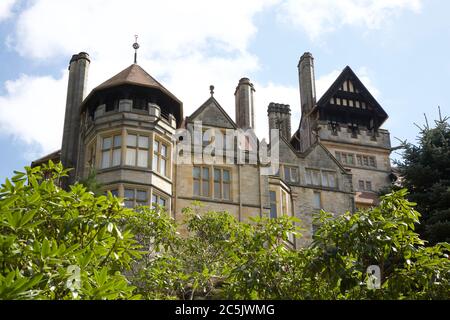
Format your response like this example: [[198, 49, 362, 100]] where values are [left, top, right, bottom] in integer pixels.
[[210, 85, 214, 97], [132, 34, 140, 64]]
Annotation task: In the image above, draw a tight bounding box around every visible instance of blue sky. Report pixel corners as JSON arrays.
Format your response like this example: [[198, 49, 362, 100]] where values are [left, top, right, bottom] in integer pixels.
[[0, 0, 449, 182]]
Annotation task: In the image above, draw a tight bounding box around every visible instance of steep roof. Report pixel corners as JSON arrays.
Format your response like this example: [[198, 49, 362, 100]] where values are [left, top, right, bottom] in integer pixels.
[[187, 96, 238, 129], [316, 66, 388, 123], [92, 64, 181, 103]]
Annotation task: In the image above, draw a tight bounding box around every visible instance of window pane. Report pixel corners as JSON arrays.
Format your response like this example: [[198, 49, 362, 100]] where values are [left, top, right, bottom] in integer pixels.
[[291, 168, 298, 182], [160, 158, 166, 176], [359, 180, 365, 190], [363, 156, 369, 166], [329, 174, 336, 188], [110, 189, 118, 197], [113, 135, 121, 148], [101, 151, 110, 168], [112, 149, 120, 166], [366, 181, 372, 191], [214, 182, 220, 198], [284, 167, 290, 182], [136, 202, 147, 207], [151, 194, 157, 205], [202, 180, 209, 196], [270, 190, 276, 202], [335, 152, 341, 161], [357, 155, 362, 166], [152, 154, 158, 170], [124, 189, 134, 199], [270, 204, 277, 219], [158, 198, 166, 207], [193, 167, 200, 179], [312, 171, 320, 185], [126, 148, 136, 166], [102, 137, 112, 150], [127, 134, 137, 147], [223, 183, 230, 200], [369, 157, 376, 167], [136, 190, 147, 201], [124, 200, 134, 208], [348, 155, 354, 164], [313, 192, 321, 209], [305, 170, 312, 185], [138, 136, 149, 148], [153, 141, 159, 153], [321, 172, 328, 187], [161, 144, 167, 157], [223, 170, 230, 182], [202, 168, 209, 179], [137, 150, 148, 167], [193, 180, 200, 196], [214, 169, 220, 182]]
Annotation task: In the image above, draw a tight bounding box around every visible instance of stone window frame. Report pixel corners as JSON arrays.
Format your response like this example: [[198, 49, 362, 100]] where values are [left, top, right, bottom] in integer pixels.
[[283, 165, 299, 183], [213, 167, 231, 200], [100, 132, 122, 169], [193, 166, 211, 198], [151, 190, 169, 210], [313, 191, 322, 210], [125, 131, 150, 168], [153, 137, 170, 178], [304, 168, 338, 189], [123, 187, 149, 208], [86, 138, 97, 168], [269, 190, 277, 219]]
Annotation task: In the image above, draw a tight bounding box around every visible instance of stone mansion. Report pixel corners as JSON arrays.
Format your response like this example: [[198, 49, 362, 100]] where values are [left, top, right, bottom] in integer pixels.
[[32, 51, 394, 247]]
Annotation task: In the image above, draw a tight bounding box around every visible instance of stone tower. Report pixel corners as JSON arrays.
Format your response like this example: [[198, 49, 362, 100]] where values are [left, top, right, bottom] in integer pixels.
[[61, 52, 90, 184], [267, 102, 291, 141], [297, 52, 317, 152], [234, 77, 255, 129]]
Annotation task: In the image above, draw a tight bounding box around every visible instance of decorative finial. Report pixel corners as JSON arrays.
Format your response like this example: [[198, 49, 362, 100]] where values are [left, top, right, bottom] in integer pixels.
[[132, 34, 140, 64], [210, 85, 214, 97]]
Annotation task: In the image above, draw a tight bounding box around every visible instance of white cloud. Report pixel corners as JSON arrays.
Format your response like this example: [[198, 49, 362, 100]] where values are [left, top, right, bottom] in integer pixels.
[[0, 0, 278, 157], [278, 0, 422, 39], [0, 0, 17, 21], [0, 72, 68, 159], [0, 0, 384, 158]]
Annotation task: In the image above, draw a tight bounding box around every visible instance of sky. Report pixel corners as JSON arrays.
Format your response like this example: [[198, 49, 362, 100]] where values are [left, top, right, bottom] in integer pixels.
[[0, 0, 449, 182]]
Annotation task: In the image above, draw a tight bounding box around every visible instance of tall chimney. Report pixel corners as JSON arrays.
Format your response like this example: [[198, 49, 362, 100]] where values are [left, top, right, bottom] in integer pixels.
[[61, 52, 90, 184], [298, 52, 316, 115], [268, 103, 291, 141], [235, 77, 255, 130]]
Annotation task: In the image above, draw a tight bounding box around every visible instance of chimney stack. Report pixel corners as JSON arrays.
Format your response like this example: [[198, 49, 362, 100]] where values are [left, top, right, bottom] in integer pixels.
[[235, 77, 255, 130], [298, 52, 316, 115], [61, 52, 90, 184], [267, 103, 291, 141]]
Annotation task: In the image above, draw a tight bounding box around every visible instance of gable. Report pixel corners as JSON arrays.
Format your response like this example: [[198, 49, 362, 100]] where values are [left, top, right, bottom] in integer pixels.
[[303, 142, 347, 174], [316, 66, 388, 130], [188, 97, 237, 129]]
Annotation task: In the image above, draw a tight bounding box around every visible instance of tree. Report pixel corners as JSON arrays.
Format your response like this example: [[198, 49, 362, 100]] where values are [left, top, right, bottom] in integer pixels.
[[0, 161, 142, 299], [308, 189, 450, 299], [396, 112, 450, 244]]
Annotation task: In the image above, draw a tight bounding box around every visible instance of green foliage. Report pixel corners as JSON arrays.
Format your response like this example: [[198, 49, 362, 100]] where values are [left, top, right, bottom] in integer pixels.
[[78, 167, 103, 196], [1, 162, 448, 300], [0, 161, 142, 299], [308, 189, 450, 299], [128, 190, 449, 300], [396, 113, 450, 244]]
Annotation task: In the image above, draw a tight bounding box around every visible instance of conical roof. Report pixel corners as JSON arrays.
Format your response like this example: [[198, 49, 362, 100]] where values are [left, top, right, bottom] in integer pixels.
[[92, 64, 180, 103]]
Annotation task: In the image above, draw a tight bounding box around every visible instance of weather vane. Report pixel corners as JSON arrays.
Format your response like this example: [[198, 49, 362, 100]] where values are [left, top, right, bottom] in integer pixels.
[[132, 35, 140, 64]]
